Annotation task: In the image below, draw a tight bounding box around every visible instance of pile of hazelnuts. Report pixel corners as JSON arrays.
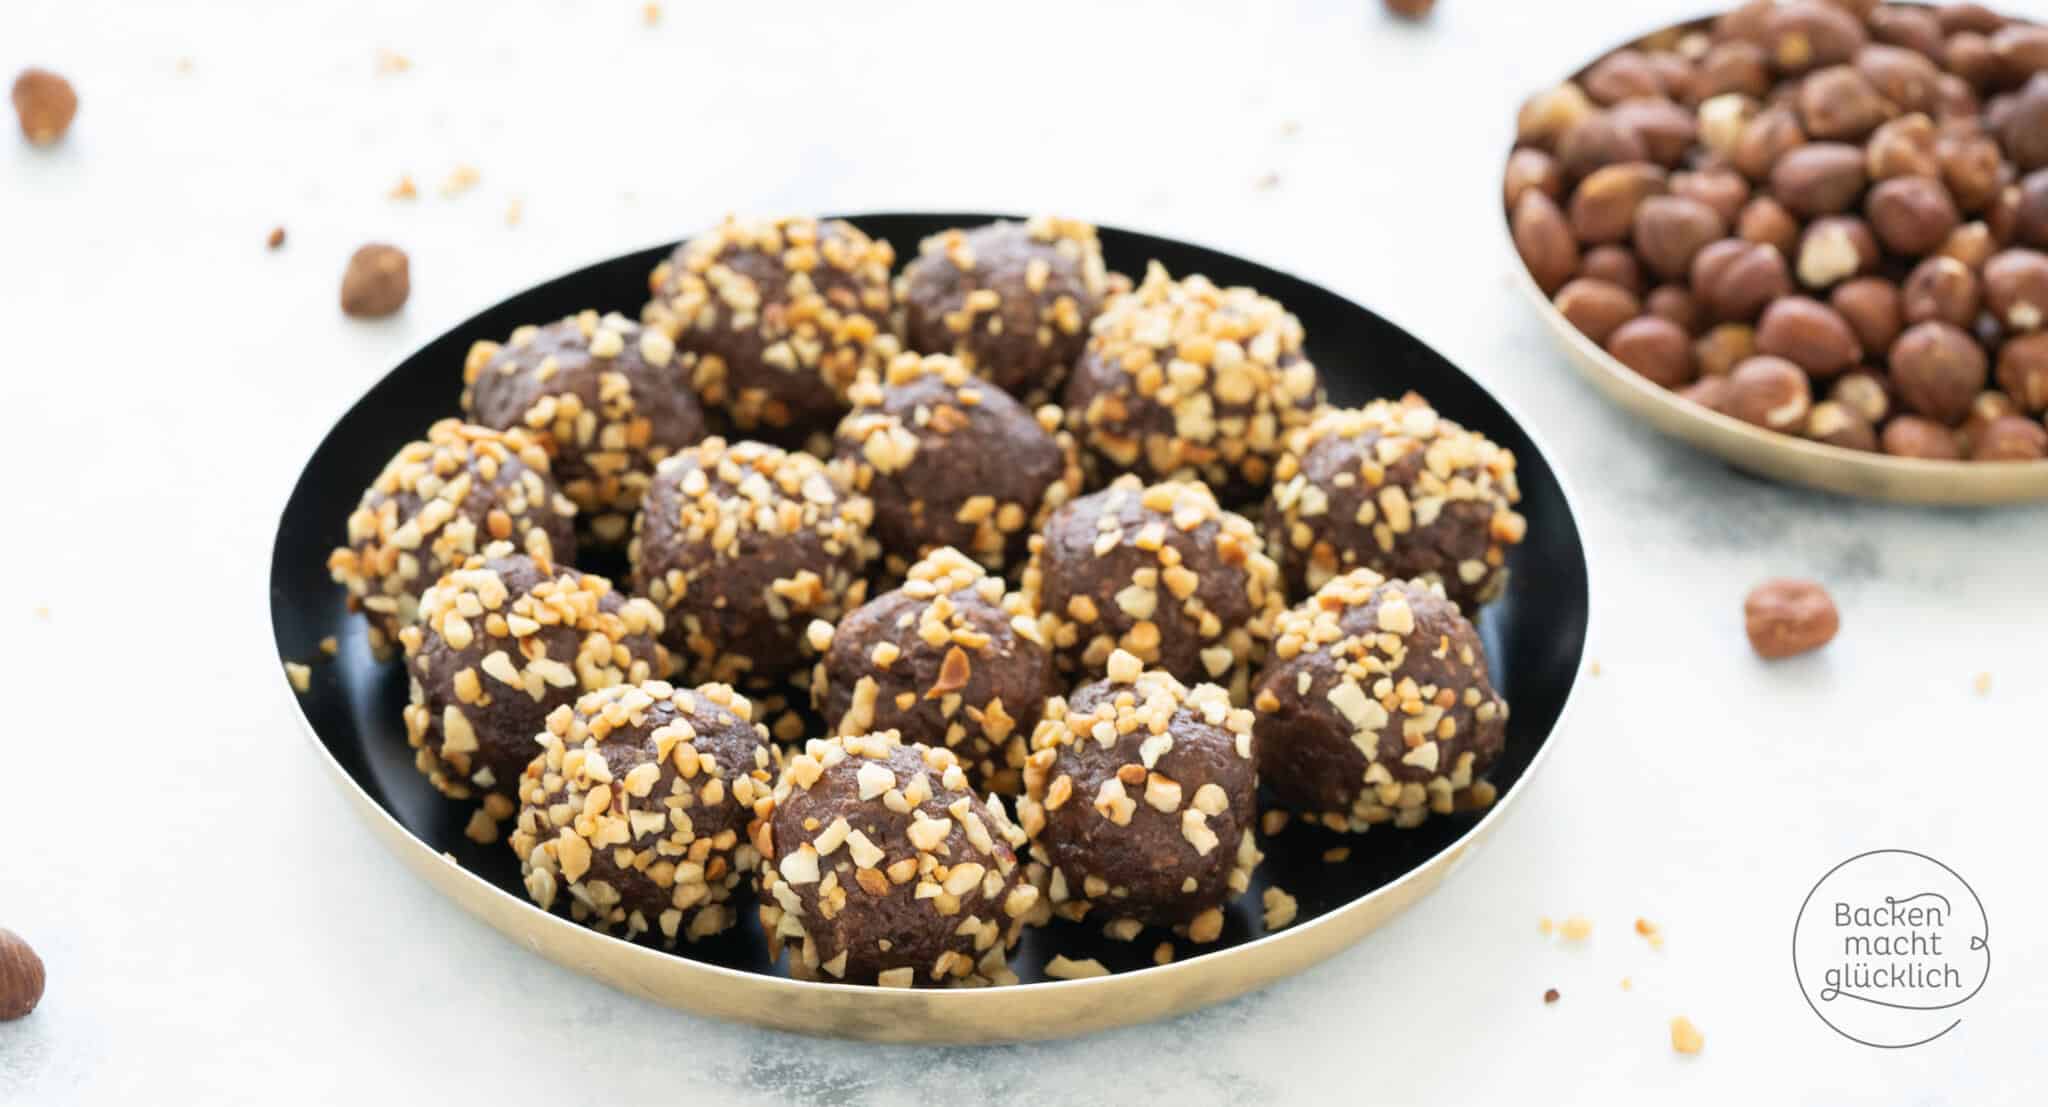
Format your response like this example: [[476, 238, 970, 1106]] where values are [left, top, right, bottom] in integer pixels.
[[1507, 0, 2048, 463]]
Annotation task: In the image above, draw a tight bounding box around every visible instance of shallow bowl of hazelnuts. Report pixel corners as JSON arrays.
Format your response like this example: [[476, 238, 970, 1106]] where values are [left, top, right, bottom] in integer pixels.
[[1507, 0, 2048, 504], [270, 213, 1591, 1041]]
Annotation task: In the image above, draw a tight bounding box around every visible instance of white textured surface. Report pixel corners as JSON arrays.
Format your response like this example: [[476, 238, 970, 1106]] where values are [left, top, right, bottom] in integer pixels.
[[5, 0, 2046, 1102]]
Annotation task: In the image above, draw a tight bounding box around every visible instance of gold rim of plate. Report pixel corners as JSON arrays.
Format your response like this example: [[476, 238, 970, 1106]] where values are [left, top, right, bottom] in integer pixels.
[[284, 667, 1576, 1043]]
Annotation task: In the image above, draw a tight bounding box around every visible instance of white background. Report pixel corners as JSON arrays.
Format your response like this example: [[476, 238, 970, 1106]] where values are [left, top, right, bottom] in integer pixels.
[[4, 0, 2045, 1102]]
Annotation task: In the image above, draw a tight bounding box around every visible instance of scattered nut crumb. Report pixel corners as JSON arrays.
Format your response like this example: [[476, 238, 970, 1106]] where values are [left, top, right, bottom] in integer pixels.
[[1560, 915, 1593, 942], [32, 605, 50, 621], [284, 661, 312, 693], [642, 2, 661, 25], [1635, 917, 1665, 950], [1254, 171, 1280, 190], [1669, 1015, 1704, 1055], [463, 809, 498, 844], [504, 197, 523, 227], [340, 243, 410, 318], [1543, 988, 1560, 1004], [1152, 942, 1174, 965], [439, 164, 480, 198], [267, 226, 286, 250], [1974, 672, 1992, 695], [1278, 120, 1300, 137], [1044, 955, 1110, 980], [0, 928, 45, 1021], [1589, 660, 1602, 677], [1322, 846, 1351, 863], [375, 49, 412, 75], [389, 175, 418, 201], [12, 68, 78, 147], [1262, 887, 1299, 930], [1538, 916, 1554, 936], [1620, 976, 1632, 991], [319, 636, 338, 656], [174, 57, 194, 75]]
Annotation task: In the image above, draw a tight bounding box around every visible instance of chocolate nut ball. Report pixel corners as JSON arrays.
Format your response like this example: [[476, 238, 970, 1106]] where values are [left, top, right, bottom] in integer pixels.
[[1901, 256, 1982, 327], [1265, 397, 1525, 612], [1018, 654, 1260, 939], [1831, 276, 1905, 353], [631, 438, 873, 687], [328, 419, 578, 661], [1866, 176, 1963, 255], [463, 311, 707, 545], [1971, 413, 2048, 459], [1985, 249, 2048, 331], [1252, 571, 1508, 832], [399, 548, 670, 834], [1881, 413, 1963, 457], [1028, 475, 1283, 694], [1556, 279, 1642, 345], [1727, 355, 1815, 430], [1890, 320, 1989, 423], [1997, 331, 2048, 410], [1607, 314, 1697, 387], [1773, 143, 1870, 217], [643, 215, 897, 437], [896, 217, 1109, 404], [510, 680, 773, 945], [1756, 296, 1863, 377], [1514, 190, 1581, 295], [833, 352, 1081, 575], [1063, 262, 1323, 498], [809, 548, 1054, 795], [1634, 195, 1728, 279], [756, 731, 1035, 986]]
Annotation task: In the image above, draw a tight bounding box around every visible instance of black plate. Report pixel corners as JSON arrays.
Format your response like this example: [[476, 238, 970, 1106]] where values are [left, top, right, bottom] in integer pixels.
[[269, 213, 1590, 982]]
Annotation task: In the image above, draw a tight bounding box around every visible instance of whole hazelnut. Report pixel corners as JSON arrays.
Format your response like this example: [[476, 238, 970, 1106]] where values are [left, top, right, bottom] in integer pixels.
[[1558, 112, 1650, 181], [1865, 113, 1941, 180], [1772, 142, 1870, 216], [1946, 31, 2002, 89], [2014, 169, 2048, 248], [1610, 98, 1700, 167], [1866, 176, 1962, 255], [1934, 4, 2007, 37], [1805, 400, 1880, 449], [1995, 331, 2048, 410], [0, 928, 42, 1020], [1937, 221, 1997, 269], [1831, 369, 1894, 423], [1519, 83, 1598, 149], [1717, 1, 1777, 47], [1671, 168, 1752, 224], [1901, 255, 1981, 326], [1607, 315, 1697, 388], [1881, 414, 1964, 457], [1997, 75, 2048, 171], [1554, 279, 1643, 346], [1648, 52, 1701, 106], [1855, 44, 1943, 112], [1680, 375, 1735, 411], [1799, 64, 1896, 140], [1957, 389, 2018, 452], [1972, 413, 2048, 459], [1988, 182, 2025, 245], [1580, 244, 1646, 293], [1693, 238, 1794, 320], [1870, 6, 1947, 59], [1570, 162, 1669, 244], [1583, 49, 1667, 105], [1764, 2, 1869, 73], [1647, 285, 1703, 333], [1698, 93, 1762, 156], [1984, 248, 2048, 330], [1756, 296, 1864, 376], [1514, 190, 1580, 295], [1889, 320, 1989, 422], [1796, 215, 1880, 288], [1698, 42, 1773, 99], [1934, 73, 1983, 121], [1989, 24, 2048, 85], [1384, 0, 1437, 19], [1737, 196, 1803, 254], [1505, 148, 1564, 211], [1635, 195, 1727, 279], [1695, 322, 1759, 376], [11, 68, 76, 147], [340, 244, 411, 319], [1731, 106, 1808, 181], [1744, 578, 1840, 659], [1830, 276, 1905, 353], [1726, 355, 1815, 430]]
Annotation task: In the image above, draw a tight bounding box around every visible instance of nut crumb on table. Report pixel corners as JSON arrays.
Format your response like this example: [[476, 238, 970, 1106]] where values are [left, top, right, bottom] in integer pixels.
[[1744, 579, 1839, 659], [1559, 915, 1593, 942], [375, 49, 411, 74], [1669, 1016, 1704, 1056], [389, 175, 418, 201], [12, 68, 78, 147], [1543, 987, 1560, 1004], [1635, 917, 1664, 950], [440, 164, 480, 198]]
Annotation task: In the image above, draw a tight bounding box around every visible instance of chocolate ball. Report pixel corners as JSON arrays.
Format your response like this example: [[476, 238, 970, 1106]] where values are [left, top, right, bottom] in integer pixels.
[[810, 548, 1054, 794], [1063, 262, 1323, 499], [1027, 476, 1283, 695], [510, 680, 773, 945], [756, 731, 1036, 986], [631, 438, 872, 686], [463, 311, 707, 544], [643, 215, 897, 437], [1252, 571, 1507, 832], [398, 548, 670, 832], [896, 218, 1110, 403], [832, 352, 1081, 576], [1265, 397, 1525, 612], [1018, 654, 1260, 942], [328, 419, 578, 660]]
